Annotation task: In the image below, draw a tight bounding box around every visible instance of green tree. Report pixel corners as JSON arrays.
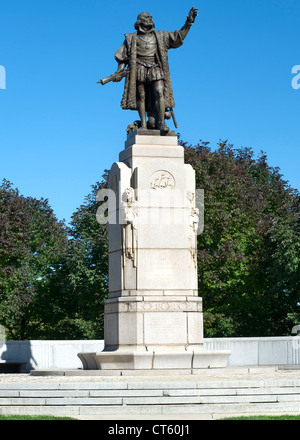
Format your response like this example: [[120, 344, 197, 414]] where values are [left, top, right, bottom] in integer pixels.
[[0, 179, 68, 339], [183, 140, 300, 337], [37, 176, 109, 339]]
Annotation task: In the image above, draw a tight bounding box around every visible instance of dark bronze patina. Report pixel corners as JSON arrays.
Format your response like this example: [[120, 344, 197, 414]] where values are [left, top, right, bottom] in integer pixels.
[[98, 7, 198, 135]]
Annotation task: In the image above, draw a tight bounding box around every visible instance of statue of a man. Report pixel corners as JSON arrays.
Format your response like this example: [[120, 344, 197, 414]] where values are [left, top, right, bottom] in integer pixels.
[[121, 188, 138, 267], [113, 7, 198, 134]]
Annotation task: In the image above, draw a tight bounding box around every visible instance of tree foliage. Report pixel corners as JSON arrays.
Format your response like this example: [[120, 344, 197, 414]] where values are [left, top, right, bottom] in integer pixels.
[[0, 177, 109, 340], [42, 177, 109, 339], [0, 179, 68, 339], [183, 139, 300, 337]]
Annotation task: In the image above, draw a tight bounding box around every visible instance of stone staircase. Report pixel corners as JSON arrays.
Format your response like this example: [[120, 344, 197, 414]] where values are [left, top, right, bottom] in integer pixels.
[[1, 374, 300, 417]]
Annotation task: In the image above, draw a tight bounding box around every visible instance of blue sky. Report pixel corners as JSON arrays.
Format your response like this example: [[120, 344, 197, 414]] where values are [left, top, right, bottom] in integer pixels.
[[0, 0, 299, 225]]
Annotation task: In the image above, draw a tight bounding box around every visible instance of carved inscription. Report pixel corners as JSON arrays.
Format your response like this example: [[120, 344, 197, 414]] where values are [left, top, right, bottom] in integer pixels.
[[144, 313, 187, 344], [105, 300, 201, 314]]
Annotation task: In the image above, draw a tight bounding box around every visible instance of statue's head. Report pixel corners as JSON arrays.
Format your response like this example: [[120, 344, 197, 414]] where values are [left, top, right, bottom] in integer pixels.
[[134, 12, 155, 32], [124, 187, 134, 203]]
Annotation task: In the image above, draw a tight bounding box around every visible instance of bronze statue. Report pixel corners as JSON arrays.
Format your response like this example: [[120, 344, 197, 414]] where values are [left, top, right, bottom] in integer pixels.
[[98, 7, 198, 135]]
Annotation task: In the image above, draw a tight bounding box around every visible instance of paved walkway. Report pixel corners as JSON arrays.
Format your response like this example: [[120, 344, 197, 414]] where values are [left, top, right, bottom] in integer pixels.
[[1, 365, 282, 381]]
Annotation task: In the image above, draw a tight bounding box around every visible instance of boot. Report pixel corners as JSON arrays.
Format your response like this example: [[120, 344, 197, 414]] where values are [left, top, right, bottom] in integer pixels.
[[159, 121, 169, 135]]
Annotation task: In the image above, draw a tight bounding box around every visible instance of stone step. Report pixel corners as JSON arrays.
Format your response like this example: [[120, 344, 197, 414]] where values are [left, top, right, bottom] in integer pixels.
[[1, 386, 299, 397], [0, 395, 281, 406], [0, 389, 300, 404], [4, 381, 294, 391], [0, 394, 277, 404], [29, 366, 278, 377], [1, 384, 300, 395], [1, 378, 300, 417], [2, 401, 300, 417]]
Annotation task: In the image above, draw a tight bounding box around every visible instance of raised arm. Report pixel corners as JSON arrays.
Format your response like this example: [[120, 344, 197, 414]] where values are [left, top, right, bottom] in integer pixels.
[[168, 6, 198, 49], [179, 6, 198, 41]]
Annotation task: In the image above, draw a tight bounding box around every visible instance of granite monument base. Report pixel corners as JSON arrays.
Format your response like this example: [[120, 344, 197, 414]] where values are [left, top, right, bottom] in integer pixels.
[[77, 346, 231, 372], [78, 132, 231, 373]]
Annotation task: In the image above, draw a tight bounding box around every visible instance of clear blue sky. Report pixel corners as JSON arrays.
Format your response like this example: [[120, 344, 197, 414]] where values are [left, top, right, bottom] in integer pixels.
[[0, 0, 299, 225]]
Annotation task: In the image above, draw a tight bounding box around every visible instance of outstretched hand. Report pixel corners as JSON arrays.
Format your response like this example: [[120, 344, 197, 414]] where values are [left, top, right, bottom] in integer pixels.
[[187, 6, 198, 24]]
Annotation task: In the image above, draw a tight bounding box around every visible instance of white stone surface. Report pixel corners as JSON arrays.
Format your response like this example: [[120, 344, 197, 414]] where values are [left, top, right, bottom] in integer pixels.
[[187, 312, 204, 344], [77, 348, 231, 371], [136, 249, 196, 291], [143, 312, 187, 345], [125, 133, 179, 149]]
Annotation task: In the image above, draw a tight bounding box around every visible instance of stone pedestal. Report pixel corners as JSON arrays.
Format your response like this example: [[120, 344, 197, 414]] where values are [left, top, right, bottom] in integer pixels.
[[78, 132, 230, 372]]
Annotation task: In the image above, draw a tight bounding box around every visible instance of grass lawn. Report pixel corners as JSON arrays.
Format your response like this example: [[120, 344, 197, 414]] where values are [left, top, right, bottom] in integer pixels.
[[220, 415, 300, 420], [0, 415, 76, 420]]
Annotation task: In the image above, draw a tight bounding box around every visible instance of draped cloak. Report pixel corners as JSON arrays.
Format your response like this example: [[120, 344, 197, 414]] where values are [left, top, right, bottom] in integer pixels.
[[114, 30, 184, 110]]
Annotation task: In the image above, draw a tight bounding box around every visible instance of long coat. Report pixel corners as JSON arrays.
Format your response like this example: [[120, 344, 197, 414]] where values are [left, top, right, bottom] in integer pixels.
[[115, 30, 184, 110]]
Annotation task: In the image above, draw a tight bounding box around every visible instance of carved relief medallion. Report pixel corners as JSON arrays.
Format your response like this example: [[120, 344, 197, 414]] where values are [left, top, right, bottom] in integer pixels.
[[150, 171, 175, 191]]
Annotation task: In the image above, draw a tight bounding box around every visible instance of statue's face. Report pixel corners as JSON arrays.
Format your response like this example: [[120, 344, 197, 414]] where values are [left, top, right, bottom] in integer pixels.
[[138, 12, 155, 31], [125, 188, 134, 202]]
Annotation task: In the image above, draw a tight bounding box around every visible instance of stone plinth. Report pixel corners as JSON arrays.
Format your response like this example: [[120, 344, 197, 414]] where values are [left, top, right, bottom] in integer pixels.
[[78, 133, 231, 371]]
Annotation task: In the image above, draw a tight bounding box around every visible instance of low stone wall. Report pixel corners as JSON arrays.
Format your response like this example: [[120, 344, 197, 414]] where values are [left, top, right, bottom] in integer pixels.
[[204, 337, 300, 367], [1, 337, 300, 372], [0, 341, 104, 372]]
